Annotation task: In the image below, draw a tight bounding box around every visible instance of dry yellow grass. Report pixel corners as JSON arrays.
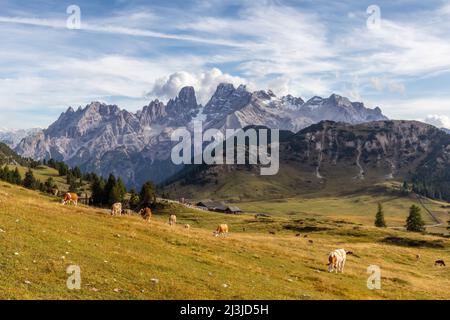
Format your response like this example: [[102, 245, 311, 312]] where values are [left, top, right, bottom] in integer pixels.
[[0, 182, 449, 300]]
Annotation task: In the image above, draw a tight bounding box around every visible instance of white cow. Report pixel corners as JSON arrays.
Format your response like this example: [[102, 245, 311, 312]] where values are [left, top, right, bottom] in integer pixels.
[[327, 249, 347, 273], [111, 203, 122, 216], [169, 214, 177, 226]]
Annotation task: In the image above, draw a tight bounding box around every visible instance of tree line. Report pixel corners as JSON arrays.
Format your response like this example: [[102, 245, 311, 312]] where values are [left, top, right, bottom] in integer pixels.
[[0, 158, 158, 210], [375, 203, 427, 232]]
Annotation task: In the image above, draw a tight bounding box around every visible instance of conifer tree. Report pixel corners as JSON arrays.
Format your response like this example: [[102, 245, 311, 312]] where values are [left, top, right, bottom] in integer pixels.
[[375, 203, 387, 227], [406, 205, 425, 232]]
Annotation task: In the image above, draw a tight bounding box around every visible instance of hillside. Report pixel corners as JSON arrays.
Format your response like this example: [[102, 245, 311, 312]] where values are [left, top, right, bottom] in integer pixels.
[[0, 181, 449, 299], [0, 142, 91, 195], [0, 142, 25, 165], [163, 120, 450, 202]]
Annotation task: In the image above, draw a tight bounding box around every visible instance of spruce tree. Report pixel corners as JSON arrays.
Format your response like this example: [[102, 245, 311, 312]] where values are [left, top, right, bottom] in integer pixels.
[[12, 168, 22, 185], [375, 203, 387, 227], [406, 205, 425, 232], [91, 176, 105, 206], [140, 181, 156, 208], [116, 177, 127, 201], [23, 168, 36, 189], [129, 188, 140, 209], [104, 174, 117, 205]]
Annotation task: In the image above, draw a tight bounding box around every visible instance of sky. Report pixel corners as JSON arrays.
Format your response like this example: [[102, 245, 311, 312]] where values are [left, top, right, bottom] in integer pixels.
[[0, 0, 450, 129]]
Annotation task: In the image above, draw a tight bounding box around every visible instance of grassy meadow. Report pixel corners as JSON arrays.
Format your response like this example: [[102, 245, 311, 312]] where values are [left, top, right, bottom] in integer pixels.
[[0, 180, 449, 300]]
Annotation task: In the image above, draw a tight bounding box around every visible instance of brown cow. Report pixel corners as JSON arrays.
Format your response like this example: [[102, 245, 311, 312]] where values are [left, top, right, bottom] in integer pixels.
[[435, 259, 446, 267], [213, 224, 229, 237], [140, 207, 152, 221], [61, 193, 78, 206]]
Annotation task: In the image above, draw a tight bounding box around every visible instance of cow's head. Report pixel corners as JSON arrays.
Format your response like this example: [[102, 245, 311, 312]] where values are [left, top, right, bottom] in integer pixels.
[[213, 231, 219, 237], [328, 255, 337, 272]]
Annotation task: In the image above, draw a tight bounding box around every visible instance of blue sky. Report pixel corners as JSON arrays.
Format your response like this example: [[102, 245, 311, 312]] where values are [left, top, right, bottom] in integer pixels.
[[1, 0, 450, 129]]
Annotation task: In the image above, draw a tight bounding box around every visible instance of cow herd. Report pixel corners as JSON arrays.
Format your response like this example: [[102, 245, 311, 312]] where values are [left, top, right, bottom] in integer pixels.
[[60, 193, 229, 236], [60, 193, 445, 272]]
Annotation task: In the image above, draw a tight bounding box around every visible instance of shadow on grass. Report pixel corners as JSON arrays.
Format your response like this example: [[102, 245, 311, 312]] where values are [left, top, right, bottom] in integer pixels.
[[381, 236, 445, 248]]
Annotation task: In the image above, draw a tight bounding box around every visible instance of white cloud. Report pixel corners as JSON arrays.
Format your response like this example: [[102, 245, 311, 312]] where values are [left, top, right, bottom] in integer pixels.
[[370, 77, 405, 94], [424, 115, 450, 129], [148, 68, 248, 104], [377, 97, 450, 122], [0, 16, 246, 47]]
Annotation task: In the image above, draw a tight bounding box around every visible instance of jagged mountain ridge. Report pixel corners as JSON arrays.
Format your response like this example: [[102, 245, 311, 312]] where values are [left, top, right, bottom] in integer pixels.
[[15, 83, 388, 187], [0, 128, 41, 148]]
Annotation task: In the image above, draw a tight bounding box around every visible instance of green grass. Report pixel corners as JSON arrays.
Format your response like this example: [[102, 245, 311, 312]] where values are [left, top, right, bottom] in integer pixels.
[[0, 182, 449, 300]]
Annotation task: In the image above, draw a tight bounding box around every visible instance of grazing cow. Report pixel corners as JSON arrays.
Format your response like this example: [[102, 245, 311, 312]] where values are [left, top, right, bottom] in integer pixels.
[[213, 224, 229, 237], [140, 207, 152, 221], [327, 249, 347, 273], [184, 224, 190, 230], [111, 203, 122, 216], [435, 260, 446, 267], [416, 254, 421, 260], [169, 214, 177, 226], [61, 193, 78, 206]]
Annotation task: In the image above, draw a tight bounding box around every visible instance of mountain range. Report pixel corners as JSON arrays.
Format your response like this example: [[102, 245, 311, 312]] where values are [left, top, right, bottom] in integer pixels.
[[0, 128, 41, 149], [10, 83, 388, 187]]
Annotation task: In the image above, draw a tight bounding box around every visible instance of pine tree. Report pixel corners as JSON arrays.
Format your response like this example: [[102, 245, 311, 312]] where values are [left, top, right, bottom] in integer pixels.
[[0, 166, 6, 180], [57, 162, 69, 176], [140, 181, 156, 208], [72, 166, 82, 179], [406, 205, 425, 232], [104, 174, 117, 205], [116, 177, 127, 201], [91, 176, 105, 206], [129, 188, 140, 209], [44, 177, 56, 193], [108, 184, 122, 205], [401, 181, 410, 195], [23, 168, 36, 189], [12, 168, 22, 185], [375, 203, 387, 227]]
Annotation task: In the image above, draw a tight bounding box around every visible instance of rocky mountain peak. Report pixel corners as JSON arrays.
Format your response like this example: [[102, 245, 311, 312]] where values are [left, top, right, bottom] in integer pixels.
[[254, 89, 277, 101], [166, 86, 198, 115], [204, 83, 252, 116], [281, 94, 305, 108], [139, 99, 167, 126]]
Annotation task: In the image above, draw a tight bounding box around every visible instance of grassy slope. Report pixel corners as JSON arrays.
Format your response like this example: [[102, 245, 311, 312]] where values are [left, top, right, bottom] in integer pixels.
[[165, 162, 450, 235], [6, 165, 91, 194], [0, 182, 449, 300]]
